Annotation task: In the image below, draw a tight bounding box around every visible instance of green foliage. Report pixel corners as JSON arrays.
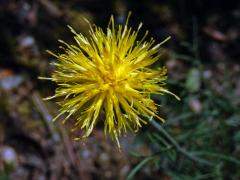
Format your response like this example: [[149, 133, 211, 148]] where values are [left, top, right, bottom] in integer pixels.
[[0, 163, 16, 180], [0, 173, 9, 180], [128, 30, 240, 179], [185, 68, 201, 93]]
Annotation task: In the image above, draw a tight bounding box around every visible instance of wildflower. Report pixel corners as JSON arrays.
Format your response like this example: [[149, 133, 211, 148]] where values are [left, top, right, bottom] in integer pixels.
[[41, 13, 179, 147]]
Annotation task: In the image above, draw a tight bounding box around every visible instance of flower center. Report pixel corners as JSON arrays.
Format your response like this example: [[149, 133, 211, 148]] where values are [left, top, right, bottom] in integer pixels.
[[99, 70, 126, 92], [103, 72, 117, 86]]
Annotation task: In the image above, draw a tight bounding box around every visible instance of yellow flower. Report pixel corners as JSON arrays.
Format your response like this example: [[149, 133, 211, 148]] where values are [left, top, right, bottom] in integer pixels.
[[42, 13, 179, 147]]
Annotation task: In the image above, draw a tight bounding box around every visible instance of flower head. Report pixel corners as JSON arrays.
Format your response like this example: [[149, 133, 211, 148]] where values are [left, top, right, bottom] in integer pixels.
[[43, 13, 179, 147]]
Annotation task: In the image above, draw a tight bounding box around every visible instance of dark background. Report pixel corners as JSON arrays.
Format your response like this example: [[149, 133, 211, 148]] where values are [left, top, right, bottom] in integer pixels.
[[0, 0, 240, 179]]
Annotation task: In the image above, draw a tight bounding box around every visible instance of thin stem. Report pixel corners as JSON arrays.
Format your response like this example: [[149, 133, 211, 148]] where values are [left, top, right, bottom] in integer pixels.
[[150, 118, 213, 166]]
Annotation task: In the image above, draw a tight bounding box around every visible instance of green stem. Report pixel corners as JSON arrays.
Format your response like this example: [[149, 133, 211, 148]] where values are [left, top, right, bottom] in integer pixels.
[[150, 118, 213, 166]]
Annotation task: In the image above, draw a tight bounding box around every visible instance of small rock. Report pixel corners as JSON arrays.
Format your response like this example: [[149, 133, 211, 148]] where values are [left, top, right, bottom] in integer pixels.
[[18, 35, 35, 48], [0, 75, 24, 90], [99, 152, 109, 163], [203, 70, 212, 79], [203, 26, 228, 42], [189, 98, 202, 114], [81, 149, 91, 159], [0, 146, 17, 165]]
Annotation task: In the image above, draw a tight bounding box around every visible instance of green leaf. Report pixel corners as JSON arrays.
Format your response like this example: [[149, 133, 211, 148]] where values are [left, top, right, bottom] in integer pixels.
[[127, 156, 155, 180], [185, 68, 201, 93], [234, 131, 240, 143]]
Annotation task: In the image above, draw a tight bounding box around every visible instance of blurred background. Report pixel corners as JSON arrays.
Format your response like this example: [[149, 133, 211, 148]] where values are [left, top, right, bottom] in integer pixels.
[[0, 0, 240, 179]]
